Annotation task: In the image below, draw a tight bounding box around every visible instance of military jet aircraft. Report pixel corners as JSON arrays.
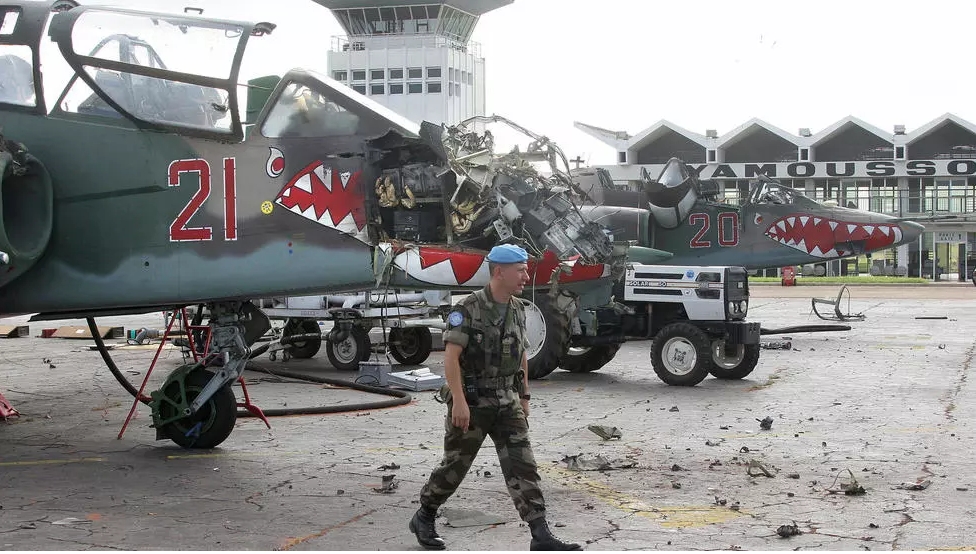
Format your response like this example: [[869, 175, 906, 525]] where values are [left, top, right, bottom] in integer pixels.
[[0, 1, 625, 447], [575, 159, 924, 270]]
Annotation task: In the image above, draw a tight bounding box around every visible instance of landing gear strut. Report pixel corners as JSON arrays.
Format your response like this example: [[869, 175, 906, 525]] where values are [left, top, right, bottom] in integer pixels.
[[123, 301, 272, 448]]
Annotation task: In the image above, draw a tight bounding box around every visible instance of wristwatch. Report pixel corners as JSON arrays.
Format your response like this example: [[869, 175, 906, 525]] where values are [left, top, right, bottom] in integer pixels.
[[520, 393, 531, 401]]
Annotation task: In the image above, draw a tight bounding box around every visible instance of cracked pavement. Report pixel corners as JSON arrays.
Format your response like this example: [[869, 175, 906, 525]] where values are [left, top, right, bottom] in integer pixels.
[[1, 284, 975, 550]]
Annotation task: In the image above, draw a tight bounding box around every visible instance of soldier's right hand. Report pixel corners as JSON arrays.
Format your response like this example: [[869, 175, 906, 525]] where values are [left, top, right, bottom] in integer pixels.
[[451, 400, 471, 432]]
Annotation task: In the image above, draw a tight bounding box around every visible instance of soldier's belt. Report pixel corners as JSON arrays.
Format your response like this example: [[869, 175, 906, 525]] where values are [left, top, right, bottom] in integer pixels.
[[473, 375, 519, 390]]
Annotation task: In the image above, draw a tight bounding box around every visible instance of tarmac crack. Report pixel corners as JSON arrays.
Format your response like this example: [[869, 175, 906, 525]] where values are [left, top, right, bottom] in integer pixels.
[[887, 506, 915, 549], [941, 338, 974, 423], [48, 535, 126, 550]]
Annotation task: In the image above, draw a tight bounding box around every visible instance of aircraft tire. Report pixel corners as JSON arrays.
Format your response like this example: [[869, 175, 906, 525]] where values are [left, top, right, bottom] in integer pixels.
[[388, 327, 433, 365], [708, 341, 761, 380], [650, 322, 711, 386], [285, 318, 322, 359], [326, 326, 371, 371], [523, 295, 570, 380], [157, 366, 237, 449], [559, 344, 621, 373]]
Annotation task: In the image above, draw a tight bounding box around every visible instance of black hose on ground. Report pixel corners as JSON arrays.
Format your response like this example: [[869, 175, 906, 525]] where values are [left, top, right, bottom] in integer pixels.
[[761, 325, 851, 335], [87, 316, 412, 416]]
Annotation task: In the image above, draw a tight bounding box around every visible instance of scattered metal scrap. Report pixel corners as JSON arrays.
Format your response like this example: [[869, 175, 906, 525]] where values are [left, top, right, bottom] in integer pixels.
[[758, 416, 774, 430], [760, 340, 792, 350], [776, 521, 803, 538], [896, 479, 931, 491], [587, 425, 622, 440], [826, 469, 866, 495], [561, 453, 637, 471], [811, 285, 865, 321], [747, 460, 777, 478], [373, 474, 398, 494]]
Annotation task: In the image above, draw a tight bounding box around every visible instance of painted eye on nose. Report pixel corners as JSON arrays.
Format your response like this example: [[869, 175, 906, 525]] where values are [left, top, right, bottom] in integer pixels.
[[753, 214, 763, 225], [266, 147, 285, 178]]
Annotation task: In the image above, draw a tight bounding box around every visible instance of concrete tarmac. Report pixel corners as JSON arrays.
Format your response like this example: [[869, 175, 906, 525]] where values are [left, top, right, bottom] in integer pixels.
[[1, 284, 974, 550]]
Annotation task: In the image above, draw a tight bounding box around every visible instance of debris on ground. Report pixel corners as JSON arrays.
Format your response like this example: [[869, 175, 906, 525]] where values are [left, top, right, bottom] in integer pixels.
[[669, 406, 679, 412], [51, 518, 91, 526], [761, 341, 793, 350], [777, 521, 802, 538], [587, 425, 623, 441], [705, 439, 725, 446], [747, 460, 777, 478], [758, 416, 774, 430], [787, 473, 800, 479], [670, 464, 685, 472], [561, 453, 637, 471], [896, 479, 931, 491], [826, 469, 866, 495], [373, 474, 398, 493], [377, 463, 400, 471]]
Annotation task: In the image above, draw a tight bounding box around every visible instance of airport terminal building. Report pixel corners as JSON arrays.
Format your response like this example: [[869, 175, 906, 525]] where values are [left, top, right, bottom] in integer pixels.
[[577, 114, 976, 280]]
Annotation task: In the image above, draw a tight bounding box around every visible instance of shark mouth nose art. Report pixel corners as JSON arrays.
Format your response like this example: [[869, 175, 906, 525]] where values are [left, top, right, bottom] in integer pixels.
[[764, 215, 903, 258]]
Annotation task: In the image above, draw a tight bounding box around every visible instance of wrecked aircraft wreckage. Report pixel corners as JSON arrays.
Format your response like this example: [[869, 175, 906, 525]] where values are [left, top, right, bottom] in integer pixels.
[[375, 115, 624, 289]]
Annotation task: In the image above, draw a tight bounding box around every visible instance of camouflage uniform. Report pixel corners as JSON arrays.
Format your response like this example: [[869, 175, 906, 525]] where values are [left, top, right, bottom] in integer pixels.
[[419, 285, 546, 523]]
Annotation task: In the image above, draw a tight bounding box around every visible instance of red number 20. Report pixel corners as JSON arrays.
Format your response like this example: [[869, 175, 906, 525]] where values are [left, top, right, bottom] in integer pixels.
[[168, 158, 237, 242], [689, 212, 739, 248]]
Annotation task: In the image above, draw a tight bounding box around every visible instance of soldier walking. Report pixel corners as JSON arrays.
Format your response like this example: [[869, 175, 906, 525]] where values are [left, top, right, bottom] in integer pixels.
[[410, 244, 582, 551]]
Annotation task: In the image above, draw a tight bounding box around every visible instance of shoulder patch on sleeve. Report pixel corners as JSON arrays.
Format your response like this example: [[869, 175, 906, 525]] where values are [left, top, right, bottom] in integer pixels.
[[448, 311, 464, 327]]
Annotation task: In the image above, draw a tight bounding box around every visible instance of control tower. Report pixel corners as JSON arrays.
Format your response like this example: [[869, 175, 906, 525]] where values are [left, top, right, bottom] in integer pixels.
[[314, 1, 512, 125]]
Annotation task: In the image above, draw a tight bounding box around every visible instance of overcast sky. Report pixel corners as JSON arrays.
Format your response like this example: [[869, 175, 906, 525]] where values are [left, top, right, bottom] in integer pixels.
[[89, 0, 976, 165]]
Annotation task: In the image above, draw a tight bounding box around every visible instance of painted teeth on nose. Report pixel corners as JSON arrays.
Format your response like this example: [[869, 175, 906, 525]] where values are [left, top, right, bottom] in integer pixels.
[[879, 226, 890, 236], [787, 216, 796, 227], [828, 221, 838, 231], [799, 216, 810, 227], [864, 225, 875, 234], [813, 217, 822, 225], [847, 224, 857, 234]]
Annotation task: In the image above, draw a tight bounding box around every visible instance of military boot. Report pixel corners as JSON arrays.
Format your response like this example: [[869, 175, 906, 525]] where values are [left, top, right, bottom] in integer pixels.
[[409, 504, 446, 550], [529, 518, 582, 551]]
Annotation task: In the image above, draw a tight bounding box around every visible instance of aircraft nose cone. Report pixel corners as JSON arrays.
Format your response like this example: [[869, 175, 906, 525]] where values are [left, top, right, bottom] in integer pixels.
[[897, 220, 924, 245]]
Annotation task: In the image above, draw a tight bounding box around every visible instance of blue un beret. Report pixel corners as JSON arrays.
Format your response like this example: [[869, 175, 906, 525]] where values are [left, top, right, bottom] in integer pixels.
[[487, 244, 529, 263]]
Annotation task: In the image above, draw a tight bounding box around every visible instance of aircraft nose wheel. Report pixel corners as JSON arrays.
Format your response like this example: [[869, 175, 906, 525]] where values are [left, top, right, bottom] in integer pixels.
[[153, 365, 237, 449]]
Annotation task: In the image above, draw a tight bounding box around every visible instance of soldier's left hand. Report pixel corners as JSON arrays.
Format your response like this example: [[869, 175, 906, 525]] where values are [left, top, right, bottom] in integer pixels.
[[521, 398, 530, 417]]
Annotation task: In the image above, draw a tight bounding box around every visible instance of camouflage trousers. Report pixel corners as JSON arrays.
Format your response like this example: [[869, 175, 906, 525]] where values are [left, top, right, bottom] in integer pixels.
[[419, 401, 546, 522]]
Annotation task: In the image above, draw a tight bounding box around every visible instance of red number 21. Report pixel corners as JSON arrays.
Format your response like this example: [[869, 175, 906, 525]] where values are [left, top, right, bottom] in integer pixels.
[[168, 158, 237, 242]]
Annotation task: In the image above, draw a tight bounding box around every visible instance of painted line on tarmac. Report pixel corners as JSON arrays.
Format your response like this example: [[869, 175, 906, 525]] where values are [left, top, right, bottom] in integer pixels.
[[540, 465, 746, 528], [0, 457, 105, 467]]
